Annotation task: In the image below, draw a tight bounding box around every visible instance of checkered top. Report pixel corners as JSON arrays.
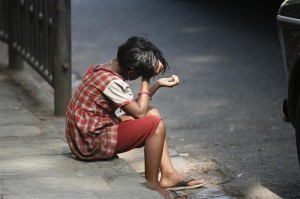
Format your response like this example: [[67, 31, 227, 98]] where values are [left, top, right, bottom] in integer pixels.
[[65, 64, 134, 160]]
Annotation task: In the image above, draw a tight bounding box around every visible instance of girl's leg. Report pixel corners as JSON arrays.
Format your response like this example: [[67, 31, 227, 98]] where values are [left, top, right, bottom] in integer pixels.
[[117, 113, 185, 198], [159, 138, 205, 188], [144, 120, 171, 196], [146, 107, 205, 188]]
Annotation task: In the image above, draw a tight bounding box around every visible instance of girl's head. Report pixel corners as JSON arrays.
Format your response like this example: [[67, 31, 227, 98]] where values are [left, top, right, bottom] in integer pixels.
[[117, 36, 169, 78]]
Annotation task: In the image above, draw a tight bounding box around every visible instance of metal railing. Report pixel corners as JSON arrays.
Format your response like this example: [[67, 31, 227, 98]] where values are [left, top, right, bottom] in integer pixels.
[[0, 0, 71, 116]]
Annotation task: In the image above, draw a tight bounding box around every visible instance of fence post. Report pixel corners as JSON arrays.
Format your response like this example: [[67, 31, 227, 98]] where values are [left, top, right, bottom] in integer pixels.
[[53, 0, 71, 116], [8, 0, 23, 70]]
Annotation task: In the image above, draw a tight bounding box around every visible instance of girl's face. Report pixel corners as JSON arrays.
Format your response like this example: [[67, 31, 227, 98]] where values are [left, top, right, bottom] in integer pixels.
[[153, 60, 164, 76]]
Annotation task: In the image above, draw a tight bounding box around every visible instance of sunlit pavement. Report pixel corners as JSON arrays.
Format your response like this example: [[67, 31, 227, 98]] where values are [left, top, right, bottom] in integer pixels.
[[1, 0, 299, 198], [72, 1, 300, 198], [120, 148, 235, 199]]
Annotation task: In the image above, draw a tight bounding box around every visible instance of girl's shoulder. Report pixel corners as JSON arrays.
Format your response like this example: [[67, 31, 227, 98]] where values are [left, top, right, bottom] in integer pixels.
[[85, 61, 111, 75], [84, 63, 124, 85], [85, 61, 121, 77]]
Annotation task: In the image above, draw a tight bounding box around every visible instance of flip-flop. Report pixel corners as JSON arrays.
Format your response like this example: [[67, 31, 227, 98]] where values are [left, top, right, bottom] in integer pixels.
[[166, 176, 206, 191]]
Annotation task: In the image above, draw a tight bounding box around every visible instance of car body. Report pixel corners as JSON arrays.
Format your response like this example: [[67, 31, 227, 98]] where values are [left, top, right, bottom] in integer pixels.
[[277, 0, 300, 163]]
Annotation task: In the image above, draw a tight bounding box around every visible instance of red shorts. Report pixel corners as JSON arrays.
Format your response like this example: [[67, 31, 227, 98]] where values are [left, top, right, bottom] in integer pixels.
[[114, 115, 161, 154]]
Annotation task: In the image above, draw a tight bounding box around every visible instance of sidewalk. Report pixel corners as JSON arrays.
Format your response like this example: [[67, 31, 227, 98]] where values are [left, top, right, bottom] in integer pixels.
[[0, 66, 161, 199]]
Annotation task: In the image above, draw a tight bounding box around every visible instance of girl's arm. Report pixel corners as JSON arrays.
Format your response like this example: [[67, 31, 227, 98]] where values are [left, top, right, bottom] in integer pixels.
[[121, 77, 151, 119], [120, 75, 179, 119], [149, 75, 180, 97]]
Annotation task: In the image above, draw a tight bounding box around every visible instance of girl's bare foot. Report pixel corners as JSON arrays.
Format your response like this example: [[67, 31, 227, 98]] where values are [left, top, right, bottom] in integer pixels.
[[148, 182, 186, 198]]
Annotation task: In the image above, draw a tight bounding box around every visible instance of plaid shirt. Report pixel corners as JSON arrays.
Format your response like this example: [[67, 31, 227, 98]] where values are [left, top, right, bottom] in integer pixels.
[[65, 64, 134, 160]]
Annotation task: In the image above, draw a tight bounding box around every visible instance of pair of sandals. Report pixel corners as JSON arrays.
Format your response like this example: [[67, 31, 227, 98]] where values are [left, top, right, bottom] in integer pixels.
[[164, 176, 206, 199]]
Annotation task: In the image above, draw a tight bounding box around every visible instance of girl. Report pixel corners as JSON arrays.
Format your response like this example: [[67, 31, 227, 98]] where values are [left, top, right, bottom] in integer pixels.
[[65, 36, 205, 198]]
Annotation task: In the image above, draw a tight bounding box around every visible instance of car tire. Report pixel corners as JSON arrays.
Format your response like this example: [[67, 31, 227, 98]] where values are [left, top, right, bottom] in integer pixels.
[[296, 94, 300, 165]]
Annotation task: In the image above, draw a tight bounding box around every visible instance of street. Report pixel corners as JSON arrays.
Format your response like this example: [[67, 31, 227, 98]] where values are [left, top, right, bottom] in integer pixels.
[[72, 0, 300, 198]]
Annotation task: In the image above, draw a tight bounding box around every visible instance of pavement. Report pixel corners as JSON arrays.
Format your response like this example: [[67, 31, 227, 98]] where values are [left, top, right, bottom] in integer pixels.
[[0, 64, 238, 199], [0, 58, 282, 199], [0, 65, 161, 199]]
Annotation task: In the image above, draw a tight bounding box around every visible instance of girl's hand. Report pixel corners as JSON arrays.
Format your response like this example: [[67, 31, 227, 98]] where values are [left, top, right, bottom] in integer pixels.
[[157, 75, 179, 88]]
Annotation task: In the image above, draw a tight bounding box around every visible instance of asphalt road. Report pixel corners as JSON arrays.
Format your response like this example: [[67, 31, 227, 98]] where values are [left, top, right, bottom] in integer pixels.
[[72, 1, 300, 198]]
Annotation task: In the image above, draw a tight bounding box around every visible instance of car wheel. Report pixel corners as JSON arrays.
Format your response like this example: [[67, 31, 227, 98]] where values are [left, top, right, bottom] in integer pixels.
[[296, 94, 300, 165]]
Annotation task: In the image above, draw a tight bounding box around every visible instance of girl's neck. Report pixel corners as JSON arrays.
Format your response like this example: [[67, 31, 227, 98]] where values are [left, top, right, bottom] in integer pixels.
[[109, 58, 120, 74]]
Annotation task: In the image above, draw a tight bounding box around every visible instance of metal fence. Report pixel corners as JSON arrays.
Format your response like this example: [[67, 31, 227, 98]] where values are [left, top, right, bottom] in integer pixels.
[[0, 0, 71, 116]]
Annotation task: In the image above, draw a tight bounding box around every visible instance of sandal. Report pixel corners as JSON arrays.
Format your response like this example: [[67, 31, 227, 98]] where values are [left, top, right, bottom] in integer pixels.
[[166, 176, 206, 191]]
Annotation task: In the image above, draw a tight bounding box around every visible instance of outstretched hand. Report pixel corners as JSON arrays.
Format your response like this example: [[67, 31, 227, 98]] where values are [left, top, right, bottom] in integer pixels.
[[157, 75, 180, 88]]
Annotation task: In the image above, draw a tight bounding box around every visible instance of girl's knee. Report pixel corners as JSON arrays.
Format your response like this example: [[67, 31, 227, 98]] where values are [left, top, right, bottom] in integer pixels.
[[146, 115, 162, 127], [144, 116, 165, 143], [147, 106, 162, 117], [146, 115, 165, 134], [154, 118, 166, 137]]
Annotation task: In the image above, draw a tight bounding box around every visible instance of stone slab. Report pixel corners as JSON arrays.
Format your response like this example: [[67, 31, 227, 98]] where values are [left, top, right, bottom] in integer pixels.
[[4, 192, 99, 199], [0, 97, 23, 111], [0, 155, 105, 180], [3, 189, 161, 199], [0, 84, 18, 98], [0, 138, 70, 157], [109, 175, 147, 190], [95, 188, 161, 199], [0, 109, 39, 125], [0, 176, 111, 196], [0, 125, 41, 137]]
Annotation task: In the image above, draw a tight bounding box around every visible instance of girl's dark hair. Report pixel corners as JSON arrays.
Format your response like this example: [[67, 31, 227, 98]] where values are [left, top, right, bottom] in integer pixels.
[[117, 36, 169, 78]]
